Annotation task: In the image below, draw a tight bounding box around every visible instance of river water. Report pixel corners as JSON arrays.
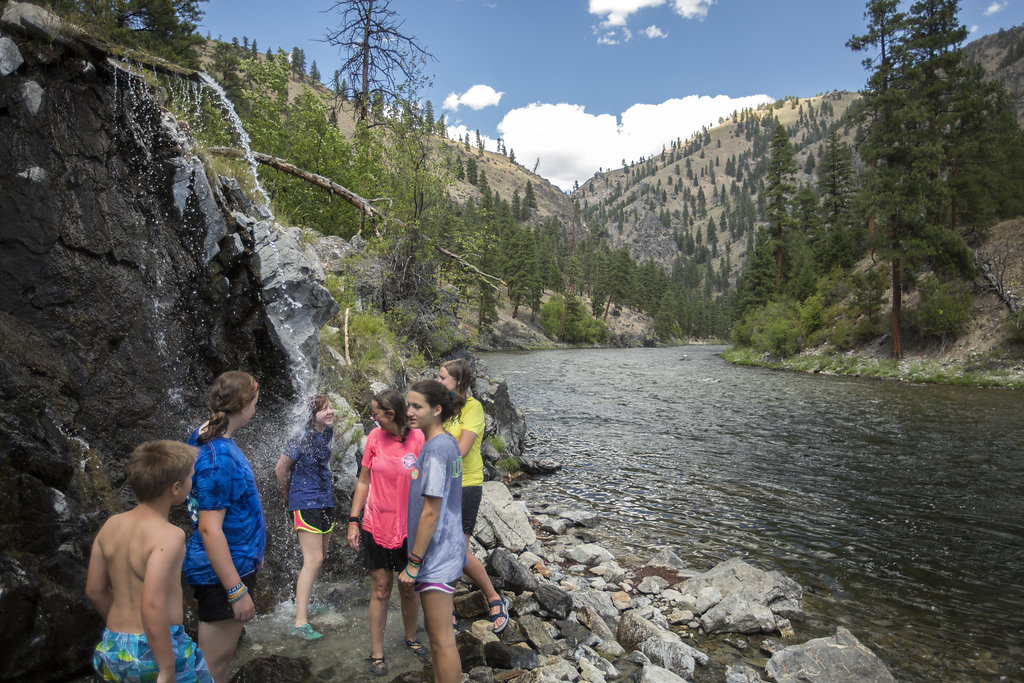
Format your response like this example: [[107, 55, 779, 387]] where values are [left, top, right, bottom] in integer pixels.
[[480, 345, 1024, 682]]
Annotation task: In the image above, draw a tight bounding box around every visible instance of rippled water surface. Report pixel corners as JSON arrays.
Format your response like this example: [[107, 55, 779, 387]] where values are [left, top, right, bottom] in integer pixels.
[[481, 346, 1024, 681]]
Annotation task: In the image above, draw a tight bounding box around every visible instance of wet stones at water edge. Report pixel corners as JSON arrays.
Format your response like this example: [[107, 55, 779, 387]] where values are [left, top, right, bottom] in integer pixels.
[[447, 481, 898, 682]]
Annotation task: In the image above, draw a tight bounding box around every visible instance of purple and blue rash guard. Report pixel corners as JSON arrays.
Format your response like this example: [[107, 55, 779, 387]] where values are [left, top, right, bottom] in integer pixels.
[[284, 426, 334, 511]]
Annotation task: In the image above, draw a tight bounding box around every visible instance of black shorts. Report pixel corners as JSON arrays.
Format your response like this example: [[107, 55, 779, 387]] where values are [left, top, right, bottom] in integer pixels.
[[462, 485, 482, 536], [361, 528, 408, 572], [293, 507, 335, 534], [193, 572, 258, 623]]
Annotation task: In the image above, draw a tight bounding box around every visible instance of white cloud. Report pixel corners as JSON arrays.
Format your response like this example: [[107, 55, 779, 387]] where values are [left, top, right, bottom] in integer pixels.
[[443, 84, 504, 112], [589, 0, 665, 27], [495, 94, 772, 191], [970, 23, 980, 33], [983, 1, 1005, 15], [670, 0, 715, 20], [644, 24, 667, 38]]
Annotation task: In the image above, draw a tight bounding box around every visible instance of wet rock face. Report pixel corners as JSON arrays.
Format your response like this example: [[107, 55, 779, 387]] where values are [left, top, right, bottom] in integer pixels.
[[0, 21, 331, 681]]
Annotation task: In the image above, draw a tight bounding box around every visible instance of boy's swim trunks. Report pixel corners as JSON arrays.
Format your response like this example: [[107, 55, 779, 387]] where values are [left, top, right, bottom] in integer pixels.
[[93, 625, 212, 682]]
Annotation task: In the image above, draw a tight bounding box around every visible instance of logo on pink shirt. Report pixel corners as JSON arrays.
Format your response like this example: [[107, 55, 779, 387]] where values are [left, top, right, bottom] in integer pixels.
[[402, 453, 417, 469]]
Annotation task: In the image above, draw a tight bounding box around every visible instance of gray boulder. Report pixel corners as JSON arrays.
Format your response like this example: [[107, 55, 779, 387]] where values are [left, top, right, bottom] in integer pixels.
[[487, 547, 538, 593], [517, 614, 557, 655], [637, 575, 669, 594], [639, 634, 697, 681], [680, 557, 802, 620], [484, 641, 540, 670], [700, 590, 777, 635], [0, 35, 23, 75], [616, 609, 666, 650], [637, 665, 688, 683], [253, 221, 339, 388], [645, 548, 688, 571], [535, 582, 573, 620], [475, 481, 536, 551], [725, 663, 765, 682], [766, 627, 896, 682], [566, 543, 614, 565], [573, 595, 619, 629]]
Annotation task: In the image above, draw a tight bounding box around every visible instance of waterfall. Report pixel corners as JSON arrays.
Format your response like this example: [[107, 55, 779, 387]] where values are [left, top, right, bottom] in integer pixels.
[[198, 72, 273, 210]]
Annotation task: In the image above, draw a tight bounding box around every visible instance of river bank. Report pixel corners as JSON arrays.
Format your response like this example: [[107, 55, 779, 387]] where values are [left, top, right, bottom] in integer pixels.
[[220, 479, 894, 683], [722, 347, 1024, 389]]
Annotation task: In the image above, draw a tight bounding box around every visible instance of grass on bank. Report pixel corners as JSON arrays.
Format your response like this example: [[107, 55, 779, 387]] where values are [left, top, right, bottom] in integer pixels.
[[721, 347, 1024, 389]]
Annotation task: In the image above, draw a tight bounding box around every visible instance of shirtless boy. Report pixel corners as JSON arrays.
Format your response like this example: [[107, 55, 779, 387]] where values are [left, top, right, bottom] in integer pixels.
[[86, 440, 213, 683]]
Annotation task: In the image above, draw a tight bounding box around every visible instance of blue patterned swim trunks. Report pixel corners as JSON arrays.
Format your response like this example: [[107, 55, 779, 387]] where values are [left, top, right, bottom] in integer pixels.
[[93, 625, 212, 682]]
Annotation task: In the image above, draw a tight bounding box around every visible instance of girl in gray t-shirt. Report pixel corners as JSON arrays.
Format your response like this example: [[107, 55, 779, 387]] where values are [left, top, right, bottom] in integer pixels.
[[400, 380, 466, 682]]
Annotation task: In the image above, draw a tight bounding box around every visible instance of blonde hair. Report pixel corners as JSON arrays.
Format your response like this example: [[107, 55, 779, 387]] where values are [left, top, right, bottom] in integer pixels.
[[127, 440, 196, 502], [197, 371, 258, 444]]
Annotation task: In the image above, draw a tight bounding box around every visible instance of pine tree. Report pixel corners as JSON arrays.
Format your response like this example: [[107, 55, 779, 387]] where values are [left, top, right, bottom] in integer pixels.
[[848, 0, 980, 358], [309, 60, 321, 82], [765, 124, 797, 286]]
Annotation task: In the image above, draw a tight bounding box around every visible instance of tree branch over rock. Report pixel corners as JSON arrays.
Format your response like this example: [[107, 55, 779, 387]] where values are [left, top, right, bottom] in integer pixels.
[[206, 146, 503, 290]]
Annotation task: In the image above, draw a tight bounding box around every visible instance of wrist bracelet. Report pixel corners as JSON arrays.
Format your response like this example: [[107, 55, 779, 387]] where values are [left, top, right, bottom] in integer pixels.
[[227, 583, 248, 604], [348, 516, 360, 524], [404, 566, 417, 579], [226, 581, 244, 596], [408, 551, 424, 564]]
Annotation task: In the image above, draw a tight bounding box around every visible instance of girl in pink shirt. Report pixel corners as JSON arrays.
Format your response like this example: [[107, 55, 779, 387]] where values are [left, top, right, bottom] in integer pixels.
[[347, 389, 427, 676]]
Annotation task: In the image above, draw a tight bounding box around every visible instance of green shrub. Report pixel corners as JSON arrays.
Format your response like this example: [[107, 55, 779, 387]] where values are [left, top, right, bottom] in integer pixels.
[[827, 318, 856, 350], [539, 296, 607, 344], [1005, 309, 1024, 343], [916, 280, 972, 341], [487, 435, 507, 454], [733, 300, 803, 357], [497, 456, 521, 474]]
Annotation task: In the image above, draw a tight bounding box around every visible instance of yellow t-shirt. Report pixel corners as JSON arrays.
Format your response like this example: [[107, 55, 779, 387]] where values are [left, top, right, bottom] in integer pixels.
[[445, 396, 485, 487]]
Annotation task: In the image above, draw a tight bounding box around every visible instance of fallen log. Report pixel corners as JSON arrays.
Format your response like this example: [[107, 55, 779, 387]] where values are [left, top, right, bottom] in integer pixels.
[[206, 146, 503, 289]]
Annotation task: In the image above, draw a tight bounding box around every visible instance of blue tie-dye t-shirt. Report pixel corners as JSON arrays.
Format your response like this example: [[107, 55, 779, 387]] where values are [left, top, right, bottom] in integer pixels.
[[183, 430, 266, 586]]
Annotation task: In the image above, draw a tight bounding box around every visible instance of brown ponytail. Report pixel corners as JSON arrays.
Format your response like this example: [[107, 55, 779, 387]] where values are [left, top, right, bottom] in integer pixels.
[[197, 371, 258, 444]]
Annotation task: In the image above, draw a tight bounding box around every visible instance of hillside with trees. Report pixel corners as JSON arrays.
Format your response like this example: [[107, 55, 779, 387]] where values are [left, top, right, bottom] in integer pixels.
[[28, 0, 1024, 366]]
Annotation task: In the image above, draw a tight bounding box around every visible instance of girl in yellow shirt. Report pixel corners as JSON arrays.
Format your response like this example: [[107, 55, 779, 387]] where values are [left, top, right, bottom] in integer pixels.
[[438, 359, 511, 633]]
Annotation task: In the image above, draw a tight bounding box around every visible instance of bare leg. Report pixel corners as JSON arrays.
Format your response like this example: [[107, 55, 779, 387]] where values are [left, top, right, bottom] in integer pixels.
[[369, 568, 394, 659], [420, 590, 461, 683], [398, 578, 420, 642], [197, 618, 244, 683], [463, 534, 505, 630], [294, 530, 327, 627]]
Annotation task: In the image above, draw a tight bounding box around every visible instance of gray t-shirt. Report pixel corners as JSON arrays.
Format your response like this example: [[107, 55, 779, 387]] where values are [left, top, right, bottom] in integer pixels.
[[407, 432, 466, 584]]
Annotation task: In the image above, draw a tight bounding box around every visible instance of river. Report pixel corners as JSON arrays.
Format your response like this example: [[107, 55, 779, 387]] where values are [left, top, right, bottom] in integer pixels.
[[480, 345, 1024, 681]]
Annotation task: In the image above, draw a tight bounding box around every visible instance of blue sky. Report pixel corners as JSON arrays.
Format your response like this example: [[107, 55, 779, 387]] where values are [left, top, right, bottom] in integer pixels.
[[201, 0, 1023, 190]]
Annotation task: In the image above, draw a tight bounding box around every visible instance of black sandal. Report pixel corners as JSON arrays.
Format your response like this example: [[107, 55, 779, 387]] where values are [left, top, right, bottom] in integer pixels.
[[366, 656, 388, 676], [488, 595, 511, 634], [405, 639, 430, 662], [452, 608, 461, 634]]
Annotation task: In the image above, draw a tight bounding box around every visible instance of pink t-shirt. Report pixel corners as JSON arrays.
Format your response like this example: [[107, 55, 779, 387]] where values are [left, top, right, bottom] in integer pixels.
[[361, 426, 425, 549]]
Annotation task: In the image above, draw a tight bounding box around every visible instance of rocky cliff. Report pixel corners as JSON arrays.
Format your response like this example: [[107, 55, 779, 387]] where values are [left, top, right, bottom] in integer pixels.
[[0, 4, 338, 680]]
